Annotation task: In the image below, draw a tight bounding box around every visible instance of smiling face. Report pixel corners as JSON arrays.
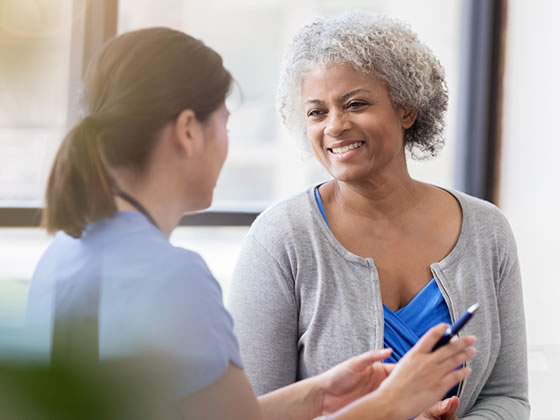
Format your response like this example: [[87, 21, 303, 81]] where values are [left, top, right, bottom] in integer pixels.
[[301, 63, 416, 183]]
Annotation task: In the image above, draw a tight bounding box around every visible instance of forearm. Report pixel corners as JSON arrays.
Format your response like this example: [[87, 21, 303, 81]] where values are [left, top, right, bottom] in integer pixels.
[[258, 376, 322, 420], [259, 377, 397, 420], [325, 389, 396, 420]]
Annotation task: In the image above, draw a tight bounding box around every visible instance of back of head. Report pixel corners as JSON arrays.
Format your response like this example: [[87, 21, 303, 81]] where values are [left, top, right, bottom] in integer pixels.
[[43, 28, 232, 238], [277, 11, 448, 159]]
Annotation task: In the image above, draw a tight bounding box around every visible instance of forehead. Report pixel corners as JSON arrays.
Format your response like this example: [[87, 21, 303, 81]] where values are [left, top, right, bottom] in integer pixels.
[[301, 63, 385, 101]]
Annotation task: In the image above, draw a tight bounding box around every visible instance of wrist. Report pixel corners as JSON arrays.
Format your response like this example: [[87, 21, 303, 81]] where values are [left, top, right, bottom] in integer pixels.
[[310, 373, 328, 417], [372, 384, 404, 420]]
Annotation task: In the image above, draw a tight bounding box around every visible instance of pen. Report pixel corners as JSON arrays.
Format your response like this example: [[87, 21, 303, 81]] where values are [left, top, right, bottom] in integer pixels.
[[432, 303, 480, 351]]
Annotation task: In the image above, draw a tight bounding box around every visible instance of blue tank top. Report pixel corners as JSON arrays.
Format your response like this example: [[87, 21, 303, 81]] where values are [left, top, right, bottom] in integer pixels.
[[314, 186, 458, 397]]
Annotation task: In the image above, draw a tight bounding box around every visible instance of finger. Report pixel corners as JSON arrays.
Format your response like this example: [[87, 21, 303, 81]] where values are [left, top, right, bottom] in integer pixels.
[[381, 363, 396, 374], [351, 348, 393, 368], [440, 367, 472, 393], [434, 336, 476, 362], [428, 399, 449, 416], [414, 323, 450, 352], [440, 346, 476, 372]]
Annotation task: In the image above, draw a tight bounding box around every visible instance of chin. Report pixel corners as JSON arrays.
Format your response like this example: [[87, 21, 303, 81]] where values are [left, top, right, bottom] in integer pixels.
[[330, 169, 370, 184], [198, 196, 213, 211], [184, 193, 213, 213]]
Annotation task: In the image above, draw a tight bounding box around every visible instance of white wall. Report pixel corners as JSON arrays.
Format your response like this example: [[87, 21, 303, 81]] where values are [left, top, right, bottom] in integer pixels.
[[501, 0, 560, 347]]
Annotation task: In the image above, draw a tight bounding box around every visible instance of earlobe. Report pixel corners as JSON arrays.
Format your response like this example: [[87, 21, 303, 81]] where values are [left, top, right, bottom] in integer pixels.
[[175, 109, 201, 157], [400, 107, 417, 129]]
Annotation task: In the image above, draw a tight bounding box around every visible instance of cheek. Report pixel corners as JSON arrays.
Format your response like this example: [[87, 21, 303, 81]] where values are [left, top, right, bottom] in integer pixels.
[[212, 131, 228, 173], [220, 131, 228, 160], [207, 127, 228, 160], [307, 133, 324, 156], [306, 124, 323, 147]]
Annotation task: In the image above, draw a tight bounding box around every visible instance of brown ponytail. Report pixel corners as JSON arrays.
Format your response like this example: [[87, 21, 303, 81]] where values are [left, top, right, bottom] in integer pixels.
[[43, 118, 116, 238], [43, 28, 232, 237]]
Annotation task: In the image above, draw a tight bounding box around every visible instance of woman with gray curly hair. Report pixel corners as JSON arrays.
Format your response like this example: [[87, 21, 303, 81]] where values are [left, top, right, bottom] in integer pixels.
[[228, 12, 529, 420]]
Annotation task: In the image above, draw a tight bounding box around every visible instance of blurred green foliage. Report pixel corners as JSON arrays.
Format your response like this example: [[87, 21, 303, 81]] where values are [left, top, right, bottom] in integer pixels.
[[0, 356, 170, 420]]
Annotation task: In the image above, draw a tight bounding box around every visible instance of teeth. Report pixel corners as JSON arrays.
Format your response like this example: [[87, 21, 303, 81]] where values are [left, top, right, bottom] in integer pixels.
[[331, 141, 363, 154]]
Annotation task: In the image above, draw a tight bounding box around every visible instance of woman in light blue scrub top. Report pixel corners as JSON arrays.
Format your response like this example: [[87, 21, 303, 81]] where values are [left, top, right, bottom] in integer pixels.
[[26, 27, 475, 420]]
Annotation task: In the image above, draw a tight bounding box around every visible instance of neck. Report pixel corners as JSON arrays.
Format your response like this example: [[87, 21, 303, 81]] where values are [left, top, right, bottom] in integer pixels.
[[114, 182, 184, 238], [327, 172, 425, 223]]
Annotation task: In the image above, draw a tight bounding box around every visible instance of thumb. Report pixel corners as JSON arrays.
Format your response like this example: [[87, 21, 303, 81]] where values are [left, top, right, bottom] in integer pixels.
[[440, 398, 452, 412], [434, 398, 450, 415], [443, 396, 460, 417]]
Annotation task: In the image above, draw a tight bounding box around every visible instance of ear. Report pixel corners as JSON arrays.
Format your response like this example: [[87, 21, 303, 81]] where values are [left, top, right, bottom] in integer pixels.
[[399, 106, 417, 129], [174, 109, 203, 157]]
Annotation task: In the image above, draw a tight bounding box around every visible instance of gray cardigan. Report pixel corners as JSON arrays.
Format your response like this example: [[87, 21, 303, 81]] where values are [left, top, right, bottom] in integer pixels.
[[227, 187, 529, 419]]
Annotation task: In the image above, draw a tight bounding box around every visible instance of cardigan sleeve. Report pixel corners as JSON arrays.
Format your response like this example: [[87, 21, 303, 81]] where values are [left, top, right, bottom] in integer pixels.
[[226, 233, 299, 396], [462, 221, 530, 419]]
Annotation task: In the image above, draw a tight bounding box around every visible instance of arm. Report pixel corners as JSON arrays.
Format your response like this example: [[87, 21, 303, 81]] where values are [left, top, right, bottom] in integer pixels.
[[462, 224, 530, 419], [180, 364, 262, 419], [180, 325, 476, 420], [180, 351, 393, 420], [227, 234, 299, 395], [180, 356, 392, 420], [259, 348, 394, 420]]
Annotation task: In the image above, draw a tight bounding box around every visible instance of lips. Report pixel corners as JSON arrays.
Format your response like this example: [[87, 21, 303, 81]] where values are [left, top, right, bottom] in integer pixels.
[[328, 141, 365, 154]]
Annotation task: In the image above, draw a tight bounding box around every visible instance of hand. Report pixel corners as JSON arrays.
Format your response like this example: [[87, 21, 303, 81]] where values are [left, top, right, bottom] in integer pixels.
[[375, 323, 475, 420], [415, 396, 460, 420], [318, 348, 395, 415]]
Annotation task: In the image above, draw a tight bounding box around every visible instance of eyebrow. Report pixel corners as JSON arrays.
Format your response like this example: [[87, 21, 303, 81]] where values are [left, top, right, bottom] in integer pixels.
[[303, 88, 372, 105]]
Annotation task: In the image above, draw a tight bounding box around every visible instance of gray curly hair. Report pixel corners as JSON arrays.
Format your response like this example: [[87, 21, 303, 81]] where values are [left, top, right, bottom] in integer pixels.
[[276, 11, 448, 159]]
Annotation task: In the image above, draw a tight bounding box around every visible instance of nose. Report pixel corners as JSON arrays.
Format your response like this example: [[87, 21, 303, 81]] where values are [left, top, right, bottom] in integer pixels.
[[324, 110, 351, 138]]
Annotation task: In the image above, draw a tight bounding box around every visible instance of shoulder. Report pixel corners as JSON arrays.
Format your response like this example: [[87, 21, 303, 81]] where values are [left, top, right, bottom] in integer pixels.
[[246, 187, 318, 243], [449, 190, 513, 236], [99, 214, 217, 284], [449, 189, 518, 263], [157, 245, 223, 302], [240, 187, 325, 262], [141, 248, 242, 396], [253, 188, 314, 226], [100, 234, 242, 397]]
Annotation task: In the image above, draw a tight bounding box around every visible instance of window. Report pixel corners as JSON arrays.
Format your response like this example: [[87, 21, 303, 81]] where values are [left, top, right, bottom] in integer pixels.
[[0, 0, 75, 205]]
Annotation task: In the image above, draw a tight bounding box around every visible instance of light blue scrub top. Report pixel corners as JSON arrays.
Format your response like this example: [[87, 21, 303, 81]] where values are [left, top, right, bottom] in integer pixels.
[[314, 187, 458, 396], [25, 211, 242, 400]]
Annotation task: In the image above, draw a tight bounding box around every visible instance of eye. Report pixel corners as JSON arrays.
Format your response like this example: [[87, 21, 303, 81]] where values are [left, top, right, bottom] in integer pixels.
[[346, 100, 368, 110], [306, 109, 326, 118]]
